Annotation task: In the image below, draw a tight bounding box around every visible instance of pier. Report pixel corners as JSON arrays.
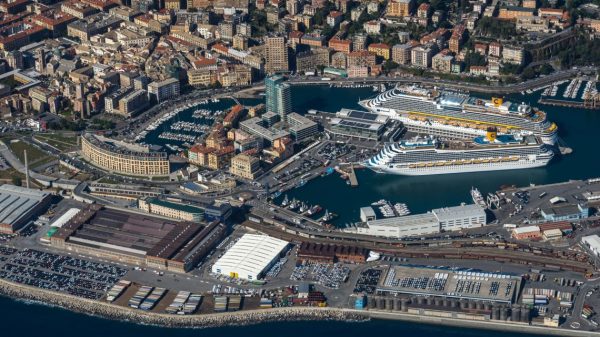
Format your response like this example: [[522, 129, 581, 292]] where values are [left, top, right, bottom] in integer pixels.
[[348, 164, 359, 187], [334, 164, 359, 187]]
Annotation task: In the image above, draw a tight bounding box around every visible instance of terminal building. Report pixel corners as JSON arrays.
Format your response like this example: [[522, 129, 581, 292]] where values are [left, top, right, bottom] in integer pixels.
[[81, 133, 170, 177], [349, 203, 486, 239], [50, 204, 226, 273], [0, 185, 52, 234], [329, 109, 391, 141], [211, 234, 289, 280]]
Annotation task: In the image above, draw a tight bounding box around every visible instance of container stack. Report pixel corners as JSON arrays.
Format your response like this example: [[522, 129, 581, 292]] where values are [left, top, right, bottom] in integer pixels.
[[166, 291, 191, 314], [214, 296, 229, 312], [140, 287, 166, 311], [228, 296, 242, 311], [557, 291, 573, 308], [259, 298, 273, 308], [128, 286, 153, 309], [582, 304, 595, 319], [106, 280, 131, 302], [182, 294, 202, 314]]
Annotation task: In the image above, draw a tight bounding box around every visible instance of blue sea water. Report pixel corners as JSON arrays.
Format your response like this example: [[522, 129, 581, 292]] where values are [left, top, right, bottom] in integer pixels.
[[0, 296, 543, 337]]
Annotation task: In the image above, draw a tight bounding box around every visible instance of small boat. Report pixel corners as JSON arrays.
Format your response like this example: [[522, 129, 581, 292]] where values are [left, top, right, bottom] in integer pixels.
[[307, 205, 322, 216], [281, 195, 289, 207], [296, 179, 307, 188]]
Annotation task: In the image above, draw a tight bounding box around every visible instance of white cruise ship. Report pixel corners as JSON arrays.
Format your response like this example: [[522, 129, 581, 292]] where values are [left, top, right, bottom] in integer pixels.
[[360, 85, 558, 145], [366, 130, 554, 176]]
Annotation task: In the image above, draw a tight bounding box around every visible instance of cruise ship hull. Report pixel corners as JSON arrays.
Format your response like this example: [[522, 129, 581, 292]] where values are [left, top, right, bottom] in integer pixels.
[[369, 158, 551, 176], [360, 87, 559, 146]]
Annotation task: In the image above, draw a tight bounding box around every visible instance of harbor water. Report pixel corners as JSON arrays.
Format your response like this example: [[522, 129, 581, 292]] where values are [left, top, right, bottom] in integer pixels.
[[0, 295, 545, 337], [283, 84, 600, 225]]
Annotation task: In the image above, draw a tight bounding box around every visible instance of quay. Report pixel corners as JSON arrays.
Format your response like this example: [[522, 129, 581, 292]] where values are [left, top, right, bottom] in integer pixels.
[[538, 98, 600, 110], [348, 164, 358, 187]]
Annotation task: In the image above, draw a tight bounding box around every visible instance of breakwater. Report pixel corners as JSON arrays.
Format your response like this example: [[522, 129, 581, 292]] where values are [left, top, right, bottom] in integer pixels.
[[0, 277, 598, 336], [0, 278, 365, 328]]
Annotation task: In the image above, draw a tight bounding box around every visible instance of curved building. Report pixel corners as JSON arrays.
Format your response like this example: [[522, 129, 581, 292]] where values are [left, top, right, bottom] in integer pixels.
[[81, 133, 169, 176]]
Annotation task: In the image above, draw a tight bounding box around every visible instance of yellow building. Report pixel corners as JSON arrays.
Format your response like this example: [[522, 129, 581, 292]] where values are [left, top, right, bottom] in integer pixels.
[[230, 154, 262, 180], [387, 0, 413, 18], [138, 197, 204, 222], [368, 43, 390, 60], [81, 133, 169, 176], [208, 146, 234, 170]]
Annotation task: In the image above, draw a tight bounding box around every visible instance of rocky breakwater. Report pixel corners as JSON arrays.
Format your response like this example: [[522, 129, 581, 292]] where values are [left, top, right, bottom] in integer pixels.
[[0, 278, 367, 328]]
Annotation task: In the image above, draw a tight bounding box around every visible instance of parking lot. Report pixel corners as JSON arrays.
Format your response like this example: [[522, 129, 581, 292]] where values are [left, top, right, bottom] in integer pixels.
[[290, 262, 351, 289], [0, 247, 127, 300]]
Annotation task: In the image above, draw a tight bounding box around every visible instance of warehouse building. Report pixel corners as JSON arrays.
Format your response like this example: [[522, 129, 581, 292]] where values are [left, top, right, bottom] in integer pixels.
[[541, 204, 590, 222], [349, 203, 486, 239], [0, 184, 52, 234], [297, 242, 368, 263], [211, 234, 289, 280], [432, 204, 486, 231], [582, 235, 600, 257], [50, 204, 226, 273], [356, 213, 440, 238]]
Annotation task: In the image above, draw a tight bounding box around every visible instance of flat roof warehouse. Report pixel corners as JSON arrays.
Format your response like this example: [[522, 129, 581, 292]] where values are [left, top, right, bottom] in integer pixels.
[[0, 184, 52, 233], [212, 234, 289, 280]]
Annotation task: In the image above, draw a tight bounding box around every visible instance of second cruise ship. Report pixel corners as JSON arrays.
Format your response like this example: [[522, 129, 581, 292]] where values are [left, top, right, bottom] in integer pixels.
[[365, 129, 554, 176], [360, 85, 558, 145]]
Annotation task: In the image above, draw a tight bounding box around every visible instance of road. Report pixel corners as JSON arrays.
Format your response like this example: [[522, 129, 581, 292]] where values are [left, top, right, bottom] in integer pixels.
[[288, 68, 595, 94]]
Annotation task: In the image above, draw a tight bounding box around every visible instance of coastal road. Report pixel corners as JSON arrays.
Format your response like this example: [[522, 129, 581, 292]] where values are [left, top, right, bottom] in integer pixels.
[[288, 68, 595, 94]]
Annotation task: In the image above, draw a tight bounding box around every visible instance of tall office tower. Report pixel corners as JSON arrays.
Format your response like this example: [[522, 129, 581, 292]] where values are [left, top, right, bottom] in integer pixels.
[[265, 75, 291, 122]]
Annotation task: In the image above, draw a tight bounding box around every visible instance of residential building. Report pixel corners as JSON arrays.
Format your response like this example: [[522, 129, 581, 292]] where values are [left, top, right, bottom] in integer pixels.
[[411, 45, 433, 67], [368, 43, 390, 60], [148, 77, 180, 103], [392, 43, 411, 64], [432, 53, 453, 73], [265, 36, 289, 74], [387, 0, 413, 18], [230, 154, 262, 179]]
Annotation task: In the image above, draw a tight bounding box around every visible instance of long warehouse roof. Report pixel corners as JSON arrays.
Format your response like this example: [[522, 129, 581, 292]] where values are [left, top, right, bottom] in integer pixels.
[[213, 234, 288, 278], [0, 184, 50, 225]]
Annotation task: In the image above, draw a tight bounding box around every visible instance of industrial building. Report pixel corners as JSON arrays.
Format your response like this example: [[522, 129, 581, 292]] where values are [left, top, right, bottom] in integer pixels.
[[297, 242, 368, 263], [432, 204, 487, 232], [0, 184, 52, 234], [211, 234, 289, 280], [376, 265, 521, 305], [541, 204, 589, 222], [50, 204, 226, 273], [582, 235, 600, 257], [350, 203, 486, 239]]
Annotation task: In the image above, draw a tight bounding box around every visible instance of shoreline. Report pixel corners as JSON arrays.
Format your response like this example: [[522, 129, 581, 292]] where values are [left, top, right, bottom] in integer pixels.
[[0, 278, 599, 336]]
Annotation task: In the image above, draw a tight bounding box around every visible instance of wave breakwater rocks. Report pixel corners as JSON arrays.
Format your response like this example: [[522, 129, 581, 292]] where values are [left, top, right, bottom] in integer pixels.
[[0, 279, 367, 328]]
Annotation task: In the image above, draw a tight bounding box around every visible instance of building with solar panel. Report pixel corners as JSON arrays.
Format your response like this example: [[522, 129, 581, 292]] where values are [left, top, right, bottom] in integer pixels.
[[329, 108, 393, 141]]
